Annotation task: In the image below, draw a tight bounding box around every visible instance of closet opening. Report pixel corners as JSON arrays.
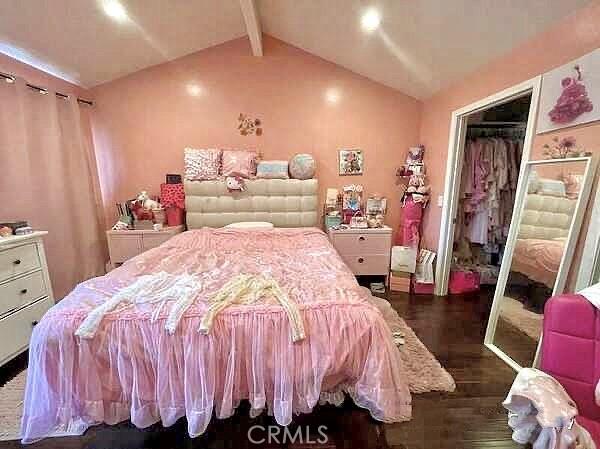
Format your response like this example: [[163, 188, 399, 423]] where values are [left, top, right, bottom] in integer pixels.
[[435, 77, 541, 300]]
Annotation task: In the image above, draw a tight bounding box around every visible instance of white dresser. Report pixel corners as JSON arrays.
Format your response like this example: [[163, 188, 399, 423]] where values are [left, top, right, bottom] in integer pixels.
[[0, 231, 54, 366]]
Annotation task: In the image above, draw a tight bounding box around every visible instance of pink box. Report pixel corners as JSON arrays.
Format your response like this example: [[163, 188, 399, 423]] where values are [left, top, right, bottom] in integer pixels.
[[448, 270, 480, 294], [412, 280, 434, 295]]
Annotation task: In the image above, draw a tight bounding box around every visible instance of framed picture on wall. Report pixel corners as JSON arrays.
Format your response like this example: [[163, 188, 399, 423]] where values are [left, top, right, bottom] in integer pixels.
[[339, 149, 363, 175], [537, 48, 600, 134]]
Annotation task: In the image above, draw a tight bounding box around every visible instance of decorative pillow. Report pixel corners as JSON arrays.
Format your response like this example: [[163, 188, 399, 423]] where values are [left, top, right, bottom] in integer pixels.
[[256, 160, 289, 179], [184, 148, 222, 180], [537, 178, 566, 197], [224, 222, 274, 229], [289, 153, 316, 180], [562, 173, 583, 199], [222, 150, 258, 178], [528, 170, 540, 193]]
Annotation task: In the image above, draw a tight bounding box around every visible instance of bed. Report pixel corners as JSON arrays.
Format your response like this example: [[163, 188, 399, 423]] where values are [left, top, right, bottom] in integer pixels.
[[511, 192, 575, 288], [20, 178, 411, 443]]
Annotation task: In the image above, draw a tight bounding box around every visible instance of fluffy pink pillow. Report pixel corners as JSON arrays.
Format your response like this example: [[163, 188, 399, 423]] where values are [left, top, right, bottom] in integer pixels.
[[184, 148, 222, 180], [222, 150, 258, 178]]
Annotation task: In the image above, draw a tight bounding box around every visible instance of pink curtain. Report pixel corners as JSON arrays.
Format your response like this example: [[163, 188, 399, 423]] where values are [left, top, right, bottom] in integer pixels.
[[0, 78, 106, 299]]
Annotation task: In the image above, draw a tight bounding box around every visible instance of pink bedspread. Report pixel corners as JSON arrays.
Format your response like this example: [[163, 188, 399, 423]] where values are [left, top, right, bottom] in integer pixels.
[[21, 228, 411, 443], [512, 238, 564, 288]]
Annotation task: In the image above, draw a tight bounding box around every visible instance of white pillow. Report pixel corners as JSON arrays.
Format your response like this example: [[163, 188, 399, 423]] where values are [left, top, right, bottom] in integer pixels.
[[224, 222, 274, 229]]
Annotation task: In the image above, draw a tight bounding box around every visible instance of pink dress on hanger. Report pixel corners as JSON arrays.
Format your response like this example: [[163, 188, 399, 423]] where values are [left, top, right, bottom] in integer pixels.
[[397, 196, 423, 247]]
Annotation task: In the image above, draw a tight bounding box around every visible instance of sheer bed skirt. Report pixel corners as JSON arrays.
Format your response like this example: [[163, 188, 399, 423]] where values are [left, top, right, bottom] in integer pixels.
[[21, 302, 411, 443]]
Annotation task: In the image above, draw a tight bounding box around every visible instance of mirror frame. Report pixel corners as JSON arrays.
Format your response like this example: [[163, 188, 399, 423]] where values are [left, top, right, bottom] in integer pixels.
[[576, 180, 600, 290], [484, 156, 598, 371]]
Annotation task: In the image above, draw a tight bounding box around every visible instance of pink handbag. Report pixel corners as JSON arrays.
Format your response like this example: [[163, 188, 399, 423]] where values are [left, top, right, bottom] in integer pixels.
[[448, 269, 480, 294]]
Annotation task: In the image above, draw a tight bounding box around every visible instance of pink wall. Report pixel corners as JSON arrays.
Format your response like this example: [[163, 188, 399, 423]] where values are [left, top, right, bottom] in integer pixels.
[[418, 2, 600, 251], [90, 36, 422, 233]]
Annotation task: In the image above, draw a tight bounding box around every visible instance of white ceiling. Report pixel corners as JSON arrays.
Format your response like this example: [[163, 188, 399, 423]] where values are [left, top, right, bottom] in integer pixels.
[[258, 0, 591, 99], [0, 0, 591, 98], [0, 0, 247, 87]]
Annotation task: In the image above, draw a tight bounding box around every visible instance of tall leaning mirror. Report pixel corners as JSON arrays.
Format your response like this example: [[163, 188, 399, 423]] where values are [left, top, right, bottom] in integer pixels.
[[484, 156, 597, 370]]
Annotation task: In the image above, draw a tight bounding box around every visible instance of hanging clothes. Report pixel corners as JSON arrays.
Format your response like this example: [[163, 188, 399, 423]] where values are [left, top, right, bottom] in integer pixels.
[[455, 134, 523, 273]]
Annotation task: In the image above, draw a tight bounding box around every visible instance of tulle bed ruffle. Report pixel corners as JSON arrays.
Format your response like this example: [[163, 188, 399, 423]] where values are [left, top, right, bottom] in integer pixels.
[[21, 302, 411, 443]]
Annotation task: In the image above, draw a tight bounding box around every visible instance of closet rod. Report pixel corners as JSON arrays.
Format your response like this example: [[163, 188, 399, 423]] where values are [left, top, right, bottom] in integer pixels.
[[468, 123, 526, 128], [0, 71, 93, 106]]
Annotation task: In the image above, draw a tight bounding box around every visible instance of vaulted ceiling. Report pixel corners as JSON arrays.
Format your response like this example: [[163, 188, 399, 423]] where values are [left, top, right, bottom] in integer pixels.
[[0, 0, 591, 98]]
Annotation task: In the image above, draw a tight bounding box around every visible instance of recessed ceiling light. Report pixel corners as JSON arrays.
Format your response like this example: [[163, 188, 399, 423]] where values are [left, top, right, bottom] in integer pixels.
[[102, 0, 128, 22], [361, 8, 381, 33]]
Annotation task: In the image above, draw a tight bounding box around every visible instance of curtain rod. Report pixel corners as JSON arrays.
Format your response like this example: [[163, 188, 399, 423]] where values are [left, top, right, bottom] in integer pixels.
[[0, 71, 93, 106]]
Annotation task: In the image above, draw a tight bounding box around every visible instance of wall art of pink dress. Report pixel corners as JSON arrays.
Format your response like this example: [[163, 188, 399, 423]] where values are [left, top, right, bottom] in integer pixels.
[[537, 48, 600, 134]]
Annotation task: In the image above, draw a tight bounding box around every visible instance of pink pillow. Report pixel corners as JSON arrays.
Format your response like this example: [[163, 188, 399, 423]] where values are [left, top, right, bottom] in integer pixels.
[[222, 150, 258, 178], [184, 148, 222, 180]]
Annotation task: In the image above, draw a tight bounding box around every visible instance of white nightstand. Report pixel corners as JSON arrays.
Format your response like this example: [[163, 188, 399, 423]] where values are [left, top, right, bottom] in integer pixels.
[[328, 226, 392, 282], [106, 225, 184, 269]]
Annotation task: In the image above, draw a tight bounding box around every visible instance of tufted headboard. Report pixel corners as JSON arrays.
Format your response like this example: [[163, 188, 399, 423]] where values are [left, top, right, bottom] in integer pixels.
[[518, 193, 577, 240], [184, 178, 319, 228]]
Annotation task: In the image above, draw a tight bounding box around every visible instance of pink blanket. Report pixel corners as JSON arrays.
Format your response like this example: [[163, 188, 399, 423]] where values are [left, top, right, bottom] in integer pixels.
[[512, 238, 564, 288], [21, 228, 411, 443]]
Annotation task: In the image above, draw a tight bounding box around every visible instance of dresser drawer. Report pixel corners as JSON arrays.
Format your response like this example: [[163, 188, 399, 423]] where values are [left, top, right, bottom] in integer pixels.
[[333, 233, 391, 255], [0, 243, 41, 282], [0, 296, 52, 365], [0, 271, 47, 317], [341, 254, 390, 275]]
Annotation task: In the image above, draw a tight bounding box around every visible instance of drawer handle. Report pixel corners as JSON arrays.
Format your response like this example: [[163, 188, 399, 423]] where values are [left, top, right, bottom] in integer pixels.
[[20, 288, 28, 295], [13, 259, 21, 265], [358, 236, 366, 241], [358, 257, 364, 264], [31, 320, 39, 327]]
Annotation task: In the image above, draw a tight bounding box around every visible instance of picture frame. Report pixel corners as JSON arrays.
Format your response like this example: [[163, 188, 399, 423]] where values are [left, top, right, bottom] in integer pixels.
[[537, 48, 600, 134], [338, 149, 363, 175]]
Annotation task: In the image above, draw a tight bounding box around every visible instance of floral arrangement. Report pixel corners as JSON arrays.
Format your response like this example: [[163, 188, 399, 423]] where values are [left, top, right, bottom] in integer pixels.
[[542, 136, 590, 159], [238, 113, 262, 136]]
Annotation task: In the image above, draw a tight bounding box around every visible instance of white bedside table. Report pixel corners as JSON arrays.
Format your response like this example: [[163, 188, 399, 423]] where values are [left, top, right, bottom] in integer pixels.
[[106, 225, 184, 269], [328, 226, 392, 282]]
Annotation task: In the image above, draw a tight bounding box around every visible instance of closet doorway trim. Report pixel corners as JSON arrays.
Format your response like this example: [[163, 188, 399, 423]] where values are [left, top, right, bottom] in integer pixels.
[[434, 76, 542, 297]]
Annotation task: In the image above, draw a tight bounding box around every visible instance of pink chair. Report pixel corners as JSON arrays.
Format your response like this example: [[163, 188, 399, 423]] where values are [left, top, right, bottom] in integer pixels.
[[541, 293, 600, 444]]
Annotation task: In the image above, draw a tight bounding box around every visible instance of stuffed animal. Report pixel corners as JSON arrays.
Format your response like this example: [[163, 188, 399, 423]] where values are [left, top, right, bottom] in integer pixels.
[[406, 145, 425, 165], [226, 176, 246, 192], [136, 191, 160, 210]]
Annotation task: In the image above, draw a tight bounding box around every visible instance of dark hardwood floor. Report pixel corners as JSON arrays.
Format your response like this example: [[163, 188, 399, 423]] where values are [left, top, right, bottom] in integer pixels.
[[0, 289, 524, 449]]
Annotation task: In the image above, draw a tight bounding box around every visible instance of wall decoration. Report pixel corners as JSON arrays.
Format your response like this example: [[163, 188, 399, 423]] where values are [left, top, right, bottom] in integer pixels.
[[238, 113, 262, 136], [542, 136, 591, 159], [537, 48, 600, 133], [338, 149, 363, 175]]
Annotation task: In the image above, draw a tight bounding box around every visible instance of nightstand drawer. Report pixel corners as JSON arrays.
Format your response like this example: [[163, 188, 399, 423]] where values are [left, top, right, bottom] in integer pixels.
[[142, 233, 173, 251], [341, 254, 390, 275], [332, 233, 391, 255], [0, 271, 47, 317], [107, 235, 143, 264], [0, 243, 41, 283]]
